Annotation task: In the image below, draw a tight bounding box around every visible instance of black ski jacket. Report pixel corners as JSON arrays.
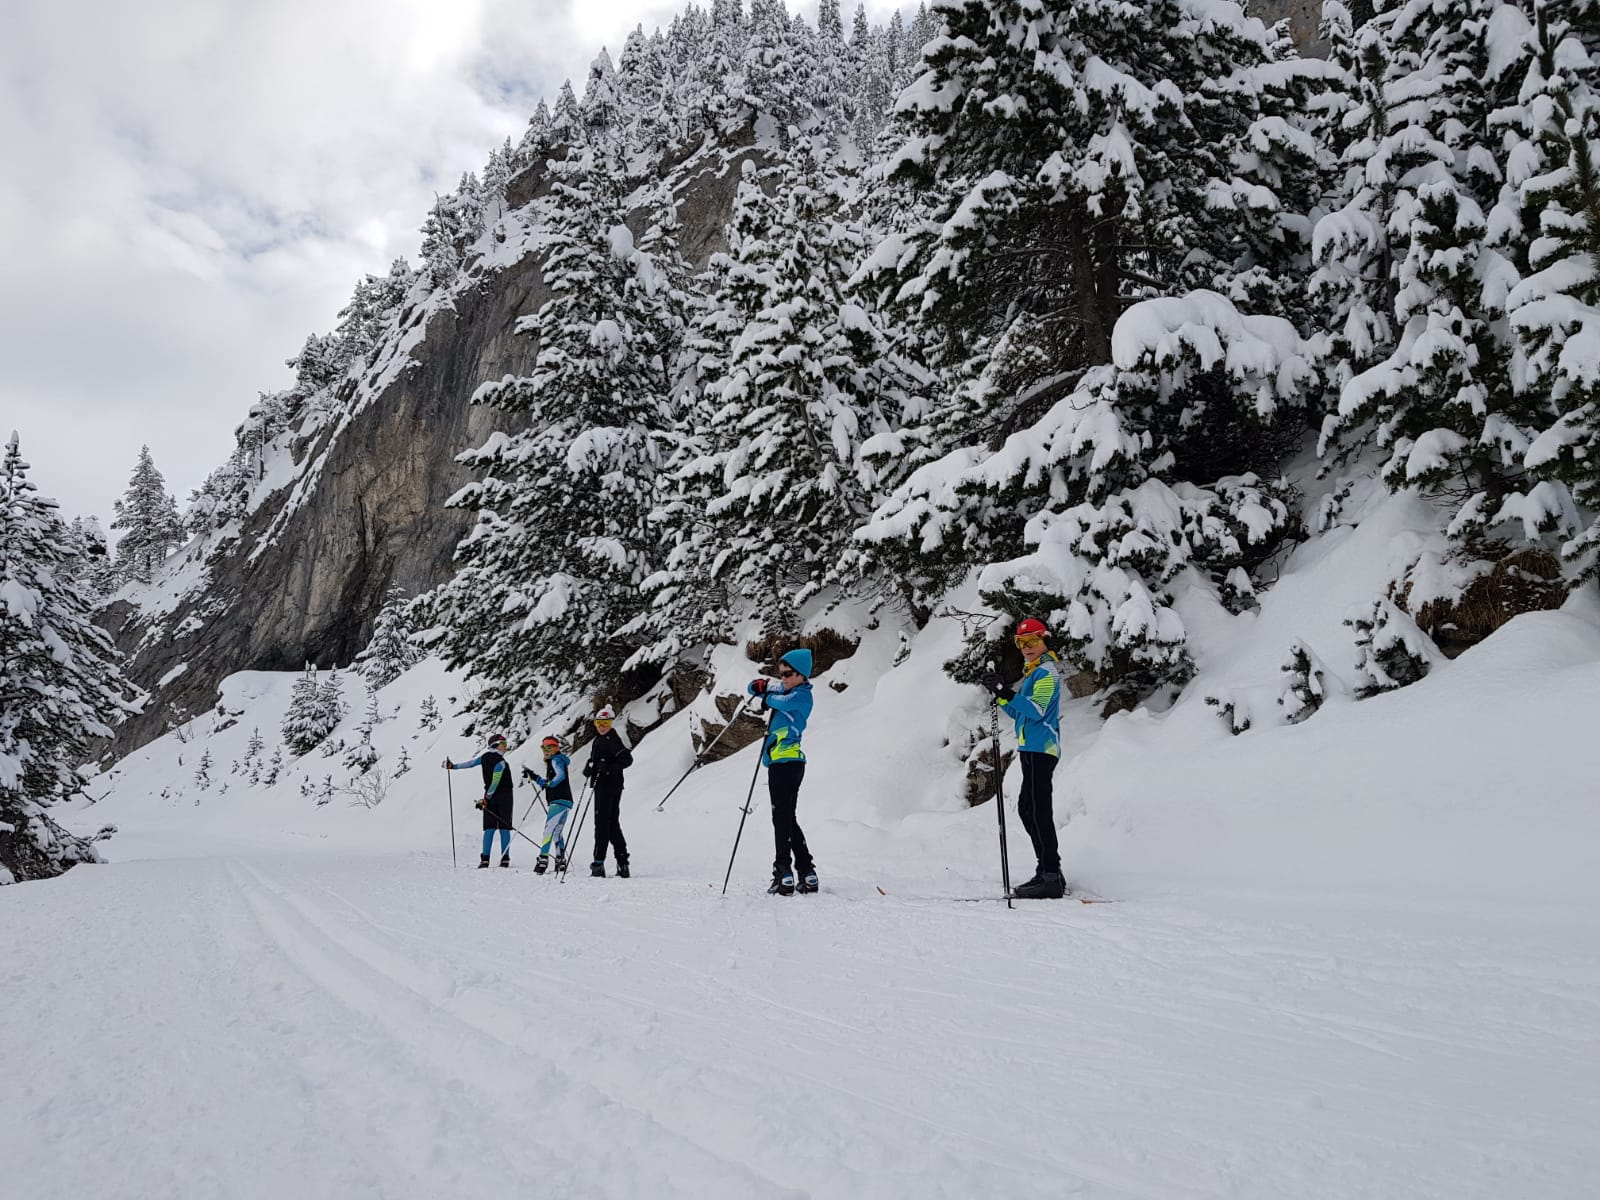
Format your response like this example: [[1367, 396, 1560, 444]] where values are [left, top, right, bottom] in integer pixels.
[[587, 730, 634, 786]]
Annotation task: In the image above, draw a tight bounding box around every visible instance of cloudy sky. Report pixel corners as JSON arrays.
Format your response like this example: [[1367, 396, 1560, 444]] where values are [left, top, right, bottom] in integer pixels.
[[2, 0, 908, 530]]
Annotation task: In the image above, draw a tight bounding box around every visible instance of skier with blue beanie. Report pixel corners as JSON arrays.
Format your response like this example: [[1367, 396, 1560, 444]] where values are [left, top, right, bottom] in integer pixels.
[[748, 647, 817, 895]]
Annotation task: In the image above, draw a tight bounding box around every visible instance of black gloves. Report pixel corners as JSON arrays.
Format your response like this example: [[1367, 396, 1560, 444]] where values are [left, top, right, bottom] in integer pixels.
[[520, 765, 536, 783], [582, 761, 595, 779], [981, 672, 1015, 701]]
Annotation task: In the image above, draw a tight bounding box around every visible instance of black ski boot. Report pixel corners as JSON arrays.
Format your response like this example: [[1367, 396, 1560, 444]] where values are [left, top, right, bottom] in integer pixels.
[[797, 869, 818, 894], [1011, 870, 1041, 895], [554, 854, 568, 874], [534, 855, 549, 875], [478, 854, 491, 869], [768, 869, 795, 896], [500, 853, 511, 868], [1013, 871, 1065, 900], [616, 860, 630, 879], [590, 861, 606, 878]]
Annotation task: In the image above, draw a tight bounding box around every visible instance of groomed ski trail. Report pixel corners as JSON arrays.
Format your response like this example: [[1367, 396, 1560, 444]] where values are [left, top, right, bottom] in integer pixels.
[[4, 852, 1597, 1200]]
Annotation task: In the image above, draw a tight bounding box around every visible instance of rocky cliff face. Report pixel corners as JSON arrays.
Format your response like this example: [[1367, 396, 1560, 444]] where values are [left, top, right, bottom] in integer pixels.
[[105, 146, 754, 756]]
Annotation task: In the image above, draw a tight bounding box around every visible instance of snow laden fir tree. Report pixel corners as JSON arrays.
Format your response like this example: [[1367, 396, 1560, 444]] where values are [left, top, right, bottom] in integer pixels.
[[0, 434, 138, 883]]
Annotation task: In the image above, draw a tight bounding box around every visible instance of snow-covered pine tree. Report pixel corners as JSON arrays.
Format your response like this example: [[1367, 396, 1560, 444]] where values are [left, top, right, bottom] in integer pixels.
[[1317, 0, 1552, 553], [418, 694, 442, 732], [433, 150, 688, 728], [395, 745, 411, 777], [243, 726, 264, 765], [194, 749, 213, 791], [318, 775, 334, 807], [318, 668, 346, 733], [263, 748, 283, 786], [420, 173, 486, 287], [857, 0, 1316, 696], [345, 693, 381, 775], [110, 444, 185, 584], [1347, 597, 1442, 696], [1513, 3, 1600, 578], [746, 0, 803, 133], [0, 434, 139, 883], [355, 588, 422, 689], [688, 143, 923, 631], [282, 664, 336, 756]]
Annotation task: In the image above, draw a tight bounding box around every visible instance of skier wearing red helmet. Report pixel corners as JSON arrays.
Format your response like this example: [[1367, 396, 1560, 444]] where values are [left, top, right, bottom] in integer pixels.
[[981, 618, 1065, 899]]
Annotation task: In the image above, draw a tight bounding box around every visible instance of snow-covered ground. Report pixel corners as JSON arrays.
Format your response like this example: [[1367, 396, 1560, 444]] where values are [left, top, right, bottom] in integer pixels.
[[10, 493, 1600, 1198]]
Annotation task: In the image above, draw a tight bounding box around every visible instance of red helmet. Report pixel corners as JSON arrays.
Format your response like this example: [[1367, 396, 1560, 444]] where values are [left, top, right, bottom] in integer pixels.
[[1015, 618, 1049, 638]]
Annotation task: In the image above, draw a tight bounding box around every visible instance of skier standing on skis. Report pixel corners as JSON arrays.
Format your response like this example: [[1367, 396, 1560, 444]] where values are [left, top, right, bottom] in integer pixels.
[[522, 736, 574, 874], [981, 618, 1065, 899], [748, 648, 817, 896], [443, 733, 515, 868], [583, 706, 633, 878]]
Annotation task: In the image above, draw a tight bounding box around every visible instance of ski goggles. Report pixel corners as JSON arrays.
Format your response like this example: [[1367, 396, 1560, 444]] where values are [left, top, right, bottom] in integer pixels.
[[540, 739, 561, 751], [1013, 633, 1045, 650]]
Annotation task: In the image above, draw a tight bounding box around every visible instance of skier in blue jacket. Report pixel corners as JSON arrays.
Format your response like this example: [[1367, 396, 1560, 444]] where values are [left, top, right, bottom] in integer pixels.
[[982, 618, 1066, 899], [521, 736, 574, 874], [748, 647, 817, 895]]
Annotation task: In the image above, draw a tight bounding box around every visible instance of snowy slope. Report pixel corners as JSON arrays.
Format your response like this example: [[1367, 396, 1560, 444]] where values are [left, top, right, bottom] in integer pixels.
[[11, 492, 1600, 1198]]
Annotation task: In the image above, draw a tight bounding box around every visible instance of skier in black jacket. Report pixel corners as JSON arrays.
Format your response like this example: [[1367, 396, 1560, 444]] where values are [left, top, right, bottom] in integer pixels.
[[583, 706, 633, 877], [443, 733, 515, 867]]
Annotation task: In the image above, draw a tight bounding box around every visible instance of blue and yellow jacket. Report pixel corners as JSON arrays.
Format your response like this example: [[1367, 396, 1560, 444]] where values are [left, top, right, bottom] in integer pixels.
[[1000, 653, 1062, 758], [748, 679, 813, 766]]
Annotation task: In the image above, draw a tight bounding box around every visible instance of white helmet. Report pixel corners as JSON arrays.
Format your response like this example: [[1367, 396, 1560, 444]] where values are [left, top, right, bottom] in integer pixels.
[[594, 706, 616, 722]]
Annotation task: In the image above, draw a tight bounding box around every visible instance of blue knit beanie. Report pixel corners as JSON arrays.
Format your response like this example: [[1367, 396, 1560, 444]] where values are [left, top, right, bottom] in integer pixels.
[[780, 648, 813, 678]]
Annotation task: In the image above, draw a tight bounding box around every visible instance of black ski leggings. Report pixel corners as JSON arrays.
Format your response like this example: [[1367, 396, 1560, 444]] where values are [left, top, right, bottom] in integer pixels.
[[1018, 751, 1060, 874], [767, 761, 813, 875], [591, 780, 628, 865]]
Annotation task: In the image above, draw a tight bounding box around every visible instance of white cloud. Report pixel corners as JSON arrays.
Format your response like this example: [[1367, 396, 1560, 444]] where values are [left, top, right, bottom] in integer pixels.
[[0, 0, 917, 526]]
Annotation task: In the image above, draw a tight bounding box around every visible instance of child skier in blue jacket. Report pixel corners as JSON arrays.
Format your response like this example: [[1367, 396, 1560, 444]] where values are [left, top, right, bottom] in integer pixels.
[[748, 647, 817, 895], [521, 736, 574, 874]]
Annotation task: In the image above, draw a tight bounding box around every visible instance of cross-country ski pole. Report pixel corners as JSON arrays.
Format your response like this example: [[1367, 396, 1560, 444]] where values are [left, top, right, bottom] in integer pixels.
[[721, 714, 774, 896], [656, 696, 761, 812], [558, 776, 595, 883], [989, 660, 1013, 909], [446, 767, 457, 869]]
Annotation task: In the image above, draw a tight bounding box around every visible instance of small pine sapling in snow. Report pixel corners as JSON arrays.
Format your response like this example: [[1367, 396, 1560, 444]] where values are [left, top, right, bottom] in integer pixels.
[[299, 776, 314, 799], [229, 759, 240, 776], [1278, 640, 1328, 724], [263, 749, 283, 786], [1347, 599, 1440, 697], [1204, 689, 1253, 736], [1219, 568, 1258, 615], [395, 745, 411, 776], [243, 727, 265, 764], [247, 759, 261, 785], [418, 694, 441, 733], [317, 775, 335, 807], [194, 749, 213, 790]]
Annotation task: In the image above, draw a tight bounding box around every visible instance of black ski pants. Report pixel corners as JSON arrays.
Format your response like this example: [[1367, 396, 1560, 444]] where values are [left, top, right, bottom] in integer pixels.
[[767, 760, 814, 876], [591, 778, 628, 866], [1018, 751, 1060, 875]]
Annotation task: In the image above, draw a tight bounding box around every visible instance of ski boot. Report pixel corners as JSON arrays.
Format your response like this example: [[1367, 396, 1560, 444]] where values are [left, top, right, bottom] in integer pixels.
[[616, 860, 630, 879], [590, 861, 606, 878], [768, 869, 795, 896], [1013, 871, 1066, 900], [500, 853, 511, 869], [553, 854, 568, 874], [797, 869, 818, 894], [534, 855, 549, 875], [478, 854, 491, 869]]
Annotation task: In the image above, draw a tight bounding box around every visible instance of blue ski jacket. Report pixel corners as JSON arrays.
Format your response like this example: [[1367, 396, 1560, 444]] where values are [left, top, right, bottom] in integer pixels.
[[999, 653, 1062, 758], [748, 679, 813, 767]]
